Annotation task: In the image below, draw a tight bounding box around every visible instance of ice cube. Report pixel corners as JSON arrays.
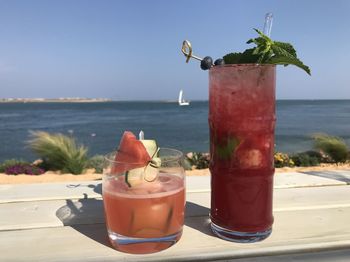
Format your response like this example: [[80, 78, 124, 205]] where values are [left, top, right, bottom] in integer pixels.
[[238, 149, 263, 168], [147, 181, 165, 194], [129, 187, 150, 195], [131, 202, 173, 237], [128, 179, 163, 195]]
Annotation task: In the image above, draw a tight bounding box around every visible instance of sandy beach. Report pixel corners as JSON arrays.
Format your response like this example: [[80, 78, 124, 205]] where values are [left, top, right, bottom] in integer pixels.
[[1, 163, 350, 185]]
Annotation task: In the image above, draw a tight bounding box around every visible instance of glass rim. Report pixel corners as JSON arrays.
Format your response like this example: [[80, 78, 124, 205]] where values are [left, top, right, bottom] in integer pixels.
[[211, 63, 276, 69], [104, 147, 183, 165]]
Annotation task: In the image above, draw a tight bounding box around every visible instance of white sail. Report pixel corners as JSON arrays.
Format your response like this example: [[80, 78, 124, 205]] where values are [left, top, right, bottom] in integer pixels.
[[178, 90, 183, 104], [178, 89, 190, 106]]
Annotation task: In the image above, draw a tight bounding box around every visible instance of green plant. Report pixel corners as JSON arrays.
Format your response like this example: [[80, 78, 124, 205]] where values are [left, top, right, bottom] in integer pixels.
[[86, 155, 104, 174], [291, 153, 320, 167], [223, 29, 311, 75], [27, 131, 88, 174], [0, 159, 30, 173], [182, 158, 193, 171], [303, 150, 324, 162], [186, 152, 210, 169], [312, 133, 348, 163], [274, 152, 294, 168]]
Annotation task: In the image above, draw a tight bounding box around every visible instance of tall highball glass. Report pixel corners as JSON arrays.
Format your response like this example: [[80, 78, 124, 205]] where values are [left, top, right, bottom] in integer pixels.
[[209, 64, 276, 242]]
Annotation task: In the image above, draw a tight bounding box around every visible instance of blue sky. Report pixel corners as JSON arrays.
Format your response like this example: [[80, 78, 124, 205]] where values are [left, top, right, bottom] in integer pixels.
[[0, 0, 349, 100]]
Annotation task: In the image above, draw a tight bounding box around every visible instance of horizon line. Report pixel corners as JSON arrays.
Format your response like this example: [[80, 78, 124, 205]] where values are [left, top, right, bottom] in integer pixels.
[[2, 98, 350, 103]]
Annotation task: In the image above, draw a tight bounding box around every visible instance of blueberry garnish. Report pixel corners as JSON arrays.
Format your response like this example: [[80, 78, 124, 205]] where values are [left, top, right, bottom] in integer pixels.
[[200, 56, 213, 70], [214, 58, 225, 66]]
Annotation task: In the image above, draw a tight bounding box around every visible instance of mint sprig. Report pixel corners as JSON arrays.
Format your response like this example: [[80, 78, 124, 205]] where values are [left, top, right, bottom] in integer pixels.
[[216, 137, 240, 160], [223, 29, 311, 75]]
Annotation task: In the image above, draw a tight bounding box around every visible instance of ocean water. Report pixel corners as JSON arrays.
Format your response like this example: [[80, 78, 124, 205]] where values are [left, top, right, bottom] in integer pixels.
[[1, 100, 350, 162]]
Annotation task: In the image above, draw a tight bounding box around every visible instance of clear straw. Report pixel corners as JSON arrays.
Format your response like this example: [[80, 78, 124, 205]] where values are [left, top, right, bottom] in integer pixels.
[[139, 130, 144, 140], [263, 13, 273, 37]]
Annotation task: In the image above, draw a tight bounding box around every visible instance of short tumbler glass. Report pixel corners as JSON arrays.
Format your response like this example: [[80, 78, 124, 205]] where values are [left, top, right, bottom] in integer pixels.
[[102, 148, 186, 254]]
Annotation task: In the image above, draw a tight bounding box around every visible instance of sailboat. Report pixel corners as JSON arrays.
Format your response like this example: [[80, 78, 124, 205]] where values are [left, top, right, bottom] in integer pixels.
[[178, 89, 190, 106]]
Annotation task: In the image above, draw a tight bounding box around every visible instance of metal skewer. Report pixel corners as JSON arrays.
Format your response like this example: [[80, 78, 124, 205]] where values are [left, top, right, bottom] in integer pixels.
[[181, 40, 203, 63]]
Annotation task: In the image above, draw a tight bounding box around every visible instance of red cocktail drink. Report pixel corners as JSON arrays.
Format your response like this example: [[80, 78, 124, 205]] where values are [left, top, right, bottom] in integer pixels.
[[209, 64, 276, 242]]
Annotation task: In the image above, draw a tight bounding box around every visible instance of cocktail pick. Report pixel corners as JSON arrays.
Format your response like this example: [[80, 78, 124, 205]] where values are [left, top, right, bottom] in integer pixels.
[[263, 13, 273, 37], [181, 40, 203, 63]]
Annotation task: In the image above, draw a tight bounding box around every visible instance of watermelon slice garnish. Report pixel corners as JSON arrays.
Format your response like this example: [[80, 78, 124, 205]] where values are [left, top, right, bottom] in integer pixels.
[[111, 131, 151, 174]]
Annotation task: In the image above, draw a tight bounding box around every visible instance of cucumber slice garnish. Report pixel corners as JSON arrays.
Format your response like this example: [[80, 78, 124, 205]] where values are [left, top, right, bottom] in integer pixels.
[[125, 167, 144, 187], [125, 154, 161, 187], [125, 140, 161, 187], [143, 163, 159, 182], [125, 163, 159, 186], [150, 157, 161, 168], [140, 140, 158, 158]]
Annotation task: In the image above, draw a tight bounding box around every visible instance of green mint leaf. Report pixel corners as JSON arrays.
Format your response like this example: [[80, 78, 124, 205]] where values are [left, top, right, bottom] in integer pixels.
[[222, 28, 311, 75], [240, 48, 261, 63], [267, 55, 311, 75], [216, 137, 240, 160], [273, 41, 297, 57], [246, 37, 267, 46], [246, 31, 274, 63], [223, 52, 242, 64], [254, 28, 272, 41], [271, 45, 294, 58]]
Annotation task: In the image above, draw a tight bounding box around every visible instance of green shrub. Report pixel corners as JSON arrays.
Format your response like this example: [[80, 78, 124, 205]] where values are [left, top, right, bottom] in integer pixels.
[[303, 150, 323, 162], [27, 131, 88, 174], [182, 158, 193, 171], [186, 152, 210, 169], [0, 159, 30, 173], [86, 155, 104, 174], [312, 133, 348, 163], [274, 152, 294, 168], [291, 152, 320, 167]]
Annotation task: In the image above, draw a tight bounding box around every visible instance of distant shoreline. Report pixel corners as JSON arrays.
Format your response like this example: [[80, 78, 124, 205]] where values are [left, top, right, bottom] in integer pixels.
[[0, 98, 111, 103], [1, 98, 350, 103]]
